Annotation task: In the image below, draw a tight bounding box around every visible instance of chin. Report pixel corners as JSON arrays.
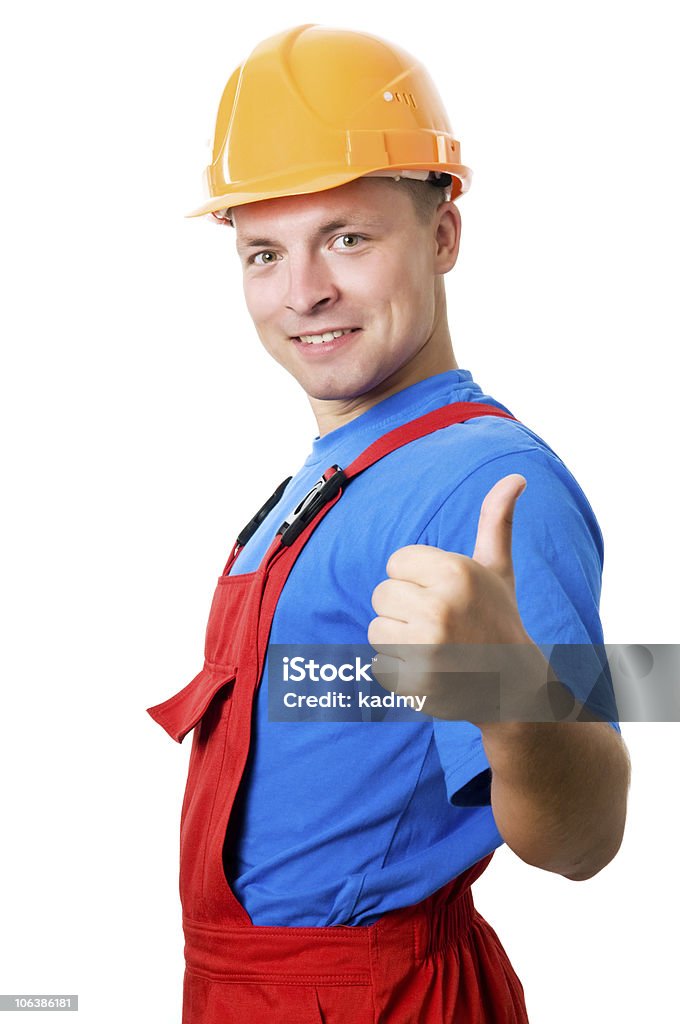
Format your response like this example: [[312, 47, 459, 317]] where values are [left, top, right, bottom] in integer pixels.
[[303, 377, 386, 403]]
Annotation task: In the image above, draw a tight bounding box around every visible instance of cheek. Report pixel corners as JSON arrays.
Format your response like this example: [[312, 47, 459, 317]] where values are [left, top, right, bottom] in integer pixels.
[[340, 260, 395, 314], [399, 258, 434, 317], [386, 250, 427, 299], [243, 277, 280, 325], [384, 262, 430, 324]]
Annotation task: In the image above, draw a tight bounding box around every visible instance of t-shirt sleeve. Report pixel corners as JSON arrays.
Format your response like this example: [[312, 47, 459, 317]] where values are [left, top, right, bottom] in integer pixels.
[[417, 446, 621, 806]]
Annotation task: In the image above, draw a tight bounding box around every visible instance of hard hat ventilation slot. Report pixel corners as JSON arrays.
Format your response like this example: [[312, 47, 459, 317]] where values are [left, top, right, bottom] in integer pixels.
[[393, 91, 417, 109]]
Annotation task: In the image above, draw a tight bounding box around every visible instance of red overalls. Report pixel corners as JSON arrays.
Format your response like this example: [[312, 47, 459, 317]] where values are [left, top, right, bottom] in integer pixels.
[[148, 401, 530, 1023]]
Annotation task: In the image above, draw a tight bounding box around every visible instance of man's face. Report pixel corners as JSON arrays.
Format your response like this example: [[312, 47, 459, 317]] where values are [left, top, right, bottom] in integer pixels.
[[232, 177, 459, 407]]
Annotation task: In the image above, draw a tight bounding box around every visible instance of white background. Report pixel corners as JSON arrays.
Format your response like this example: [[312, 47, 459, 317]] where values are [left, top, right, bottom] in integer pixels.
[[1, 1, 678, 1021]]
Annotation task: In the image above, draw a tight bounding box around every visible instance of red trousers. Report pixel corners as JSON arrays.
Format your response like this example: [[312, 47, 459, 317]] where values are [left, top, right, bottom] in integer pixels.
[[148, 402, 530, 1023]]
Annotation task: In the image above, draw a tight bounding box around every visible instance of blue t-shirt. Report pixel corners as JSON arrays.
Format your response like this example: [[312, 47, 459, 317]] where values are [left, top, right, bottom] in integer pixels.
[[223, 369, 620, 926]]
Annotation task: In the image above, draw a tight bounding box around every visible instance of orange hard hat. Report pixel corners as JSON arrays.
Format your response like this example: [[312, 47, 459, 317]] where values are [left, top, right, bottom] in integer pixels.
[[186, 24, 472, 223]]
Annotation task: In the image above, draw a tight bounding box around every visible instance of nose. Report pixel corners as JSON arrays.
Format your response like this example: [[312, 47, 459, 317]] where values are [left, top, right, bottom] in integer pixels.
[[284, 252, 338, 317]]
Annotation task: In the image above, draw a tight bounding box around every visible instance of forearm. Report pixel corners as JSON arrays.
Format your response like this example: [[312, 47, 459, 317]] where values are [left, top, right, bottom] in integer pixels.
[[480, 718, 631, 881]]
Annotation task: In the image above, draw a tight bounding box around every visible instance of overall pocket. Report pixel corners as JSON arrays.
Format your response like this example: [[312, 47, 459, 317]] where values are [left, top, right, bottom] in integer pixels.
[[204, 571, 257, 669], [183, 969, 329, 1024]]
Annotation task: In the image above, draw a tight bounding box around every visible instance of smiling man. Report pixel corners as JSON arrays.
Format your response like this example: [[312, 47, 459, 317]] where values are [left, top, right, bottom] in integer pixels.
[[232, 175, 459, 429], [148, 24, 630, 1024]]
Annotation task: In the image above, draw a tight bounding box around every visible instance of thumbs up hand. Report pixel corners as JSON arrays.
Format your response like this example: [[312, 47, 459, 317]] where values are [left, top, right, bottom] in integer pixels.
[[368, 474, 548, 723]]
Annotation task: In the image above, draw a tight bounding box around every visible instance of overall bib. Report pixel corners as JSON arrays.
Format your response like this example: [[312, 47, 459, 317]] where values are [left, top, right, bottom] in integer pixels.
[[148, 401, 530, 1023]]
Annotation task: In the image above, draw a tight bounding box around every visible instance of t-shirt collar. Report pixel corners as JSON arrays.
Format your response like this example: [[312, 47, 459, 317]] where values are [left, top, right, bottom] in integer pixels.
[[303, 369, 476, 468]]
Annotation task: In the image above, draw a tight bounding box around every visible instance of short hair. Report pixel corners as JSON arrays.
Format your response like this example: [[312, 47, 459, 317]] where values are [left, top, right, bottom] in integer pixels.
[[384, 177, 452, 225]]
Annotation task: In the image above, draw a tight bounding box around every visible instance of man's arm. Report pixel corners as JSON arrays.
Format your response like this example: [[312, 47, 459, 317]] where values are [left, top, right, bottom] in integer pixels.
[[479, 716, 631, 881], [369, 468, 630, 881]]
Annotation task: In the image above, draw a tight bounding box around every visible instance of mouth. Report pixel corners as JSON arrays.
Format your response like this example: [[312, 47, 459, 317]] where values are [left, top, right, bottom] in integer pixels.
[[292, 327, 361, 346]]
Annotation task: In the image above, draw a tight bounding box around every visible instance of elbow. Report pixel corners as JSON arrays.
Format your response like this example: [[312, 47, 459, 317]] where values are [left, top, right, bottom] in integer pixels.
[[565, 735, 631, 882], [563, 865, 604, 882], [563, 862, 611, 882], [562, 816, 628, 882]]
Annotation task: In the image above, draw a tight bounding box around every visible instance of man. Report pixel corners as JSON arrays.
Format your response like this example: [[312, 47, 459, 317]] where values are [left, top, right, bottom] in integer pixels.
[[148, 24, 630, 1023]]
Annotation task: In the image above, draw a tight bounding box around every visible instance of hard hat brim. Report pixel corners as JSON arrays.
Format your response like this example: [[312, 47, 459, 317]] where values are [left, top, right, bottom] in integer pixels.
[[184, 163, 472, 220]]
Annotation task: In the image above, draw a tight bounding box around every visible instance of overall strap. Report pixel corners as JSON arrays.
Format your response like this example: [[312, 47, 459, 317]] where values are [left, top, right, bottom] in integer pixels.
[[252, 401, 515, 652], [225, 402, 514, 574], [286, 403, 516, 542], [345, 402, 513, 479]]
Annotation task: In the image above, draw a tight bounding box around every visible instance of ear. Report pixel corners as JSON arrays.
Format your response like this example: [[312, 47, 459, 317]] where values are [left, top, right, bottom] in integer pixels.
[[433, 201, 461, 274]]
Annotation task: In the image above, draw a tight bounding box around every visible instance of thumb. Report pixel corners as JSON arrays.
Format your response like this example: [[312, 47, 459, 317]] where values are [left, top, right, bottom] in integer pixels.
[[471, 474, 527, 581]]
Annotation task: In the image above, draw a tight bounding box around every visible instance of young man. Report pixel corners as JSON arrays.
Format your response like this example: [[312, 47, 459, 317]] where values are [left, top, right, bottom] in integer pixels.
[[148, 24, 630, 1023]]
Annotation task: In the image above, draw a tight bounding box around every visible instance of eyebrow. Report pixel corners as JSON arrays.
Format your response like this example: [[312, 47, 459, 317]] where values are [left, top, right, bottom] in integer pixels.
[[235, 216, 385, 251]]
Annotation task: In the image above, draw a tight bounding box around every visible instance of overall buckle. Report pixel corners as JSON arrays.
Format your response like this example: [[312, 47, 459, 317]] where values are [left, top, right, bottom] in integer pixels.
[[236, 476, 292, 550], [277, 465, 346, 546]]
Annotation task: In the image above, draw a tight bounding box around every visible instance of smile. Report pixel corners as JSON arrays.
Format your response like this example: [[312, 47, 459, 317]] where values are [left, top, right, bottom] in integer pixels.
[[295, 328, 360, 345]]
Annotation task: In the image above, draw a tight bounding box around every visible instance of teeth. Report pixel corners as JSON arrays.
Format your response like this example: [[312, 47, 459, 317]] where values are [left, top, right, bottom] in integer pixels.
[[298, 329, 354, 344]]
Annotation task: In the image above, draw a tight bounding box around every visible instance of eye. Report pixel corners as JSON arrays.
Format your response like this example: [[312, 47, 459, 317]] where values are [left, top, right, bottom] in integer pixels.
[[332, 234, 363, 250], [251, 250, 279, 266]]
